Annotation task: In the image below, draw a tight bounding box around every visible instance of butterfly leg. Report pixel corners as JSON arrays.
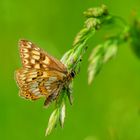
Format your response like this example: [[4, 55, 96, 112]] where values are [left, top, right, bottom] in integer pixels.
[[44, 93, 58, 108], [44, 95, 53, 108], [66, 91, 73, 105], [66, 82, 73, 105]]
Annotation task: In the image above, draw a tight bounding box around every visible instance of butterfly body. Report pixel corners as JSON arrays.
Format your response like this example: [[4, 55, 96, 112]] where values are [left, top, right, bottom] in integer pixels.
[[15, 40, 74, 107]]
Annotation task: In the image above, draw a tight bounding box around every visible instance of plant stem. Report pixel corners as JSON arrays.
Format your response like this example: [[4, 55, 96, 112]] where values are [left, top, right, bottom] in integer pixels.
[[45, 4, 137, 136]]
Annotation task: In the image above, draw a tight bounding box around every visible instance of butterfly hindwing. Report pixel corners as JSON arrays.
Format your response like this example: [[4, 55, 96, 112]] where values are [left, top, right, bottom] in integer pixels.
[[16, 67, 66, 102]]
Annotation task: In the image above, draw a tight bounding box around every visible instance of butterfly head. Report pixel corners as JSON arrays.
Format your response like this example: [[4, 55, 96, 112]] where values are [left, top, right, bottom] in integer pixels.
[[70, 71, 76, 78]]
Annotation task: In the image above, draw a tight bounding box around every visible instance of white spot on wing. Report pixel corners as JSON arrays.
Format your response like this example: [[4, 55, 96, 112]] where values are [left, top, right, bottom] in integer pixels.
[[31, 88, 40, 96], [34, 64, 40, 69], [23, 53, 29, 58], [47, 89, 52, 92], [26, 65, 31, 68], [34, 91, 41, 96], [49, 77, 57, 81], [29, 74, 36, 78], [46, 86, 50, 89], [43, 72, 48, 77], [43, 64, 47, 68], [32, 50, 40, 55], [34, 47, 40, 51], [25, 43, 32, 48], [22, 48, 28, 52], [32, 55, 40, 60], [20, 74, 25, 78], [42, 57, 50, 64], [44, 82, 50, 86], [21, 77, 26, 80], [30, 82, 38, 88], [30, 59, 35, 64], [26, 78, 32, 82]]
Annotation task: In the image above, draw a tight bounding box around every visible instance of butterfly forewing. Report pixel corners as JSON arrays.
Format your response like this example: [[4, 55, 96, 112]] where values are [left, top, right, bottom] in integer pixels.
[[15, 40, 68, 106], [19, 40, 67, 73]]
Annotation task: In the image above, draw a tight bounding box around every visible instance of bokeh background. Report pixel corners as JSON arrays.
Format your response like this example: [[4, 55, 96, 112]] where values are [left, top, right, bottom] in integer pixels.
[[0, 0, 140, 140]]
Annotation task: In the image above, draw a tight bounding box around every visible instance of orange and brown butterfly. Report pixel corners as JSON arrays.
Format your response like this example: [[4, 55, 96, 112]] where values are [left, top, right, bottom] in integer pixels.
[[15, 40, 75, 107]]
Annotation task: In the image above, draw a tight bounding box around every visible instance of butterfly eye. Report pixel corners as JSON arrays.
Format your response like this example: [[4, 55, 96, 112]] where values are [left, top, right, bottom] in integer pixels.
[[70, 71, 75, 78]]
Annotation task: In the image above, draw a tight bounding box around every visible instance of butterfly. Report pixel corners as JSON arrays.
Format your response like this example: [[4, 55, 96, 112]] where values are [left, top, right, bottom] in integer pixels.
[[15, 40, 75, 107]]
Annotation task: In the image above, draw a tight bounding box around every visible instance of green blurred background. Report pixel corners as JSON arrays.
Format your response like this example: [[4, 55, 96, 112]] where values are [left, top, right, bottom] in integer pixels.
[[0, 0, 140, 140]]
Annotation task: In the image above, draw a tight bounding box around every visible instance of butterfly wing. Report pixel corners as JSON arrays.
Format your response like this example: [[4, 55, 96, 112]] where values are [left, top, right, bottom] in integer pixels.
[[15, 39, 68, 106], [16, 68, 65, 100], [19, 39, 67, 73]]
